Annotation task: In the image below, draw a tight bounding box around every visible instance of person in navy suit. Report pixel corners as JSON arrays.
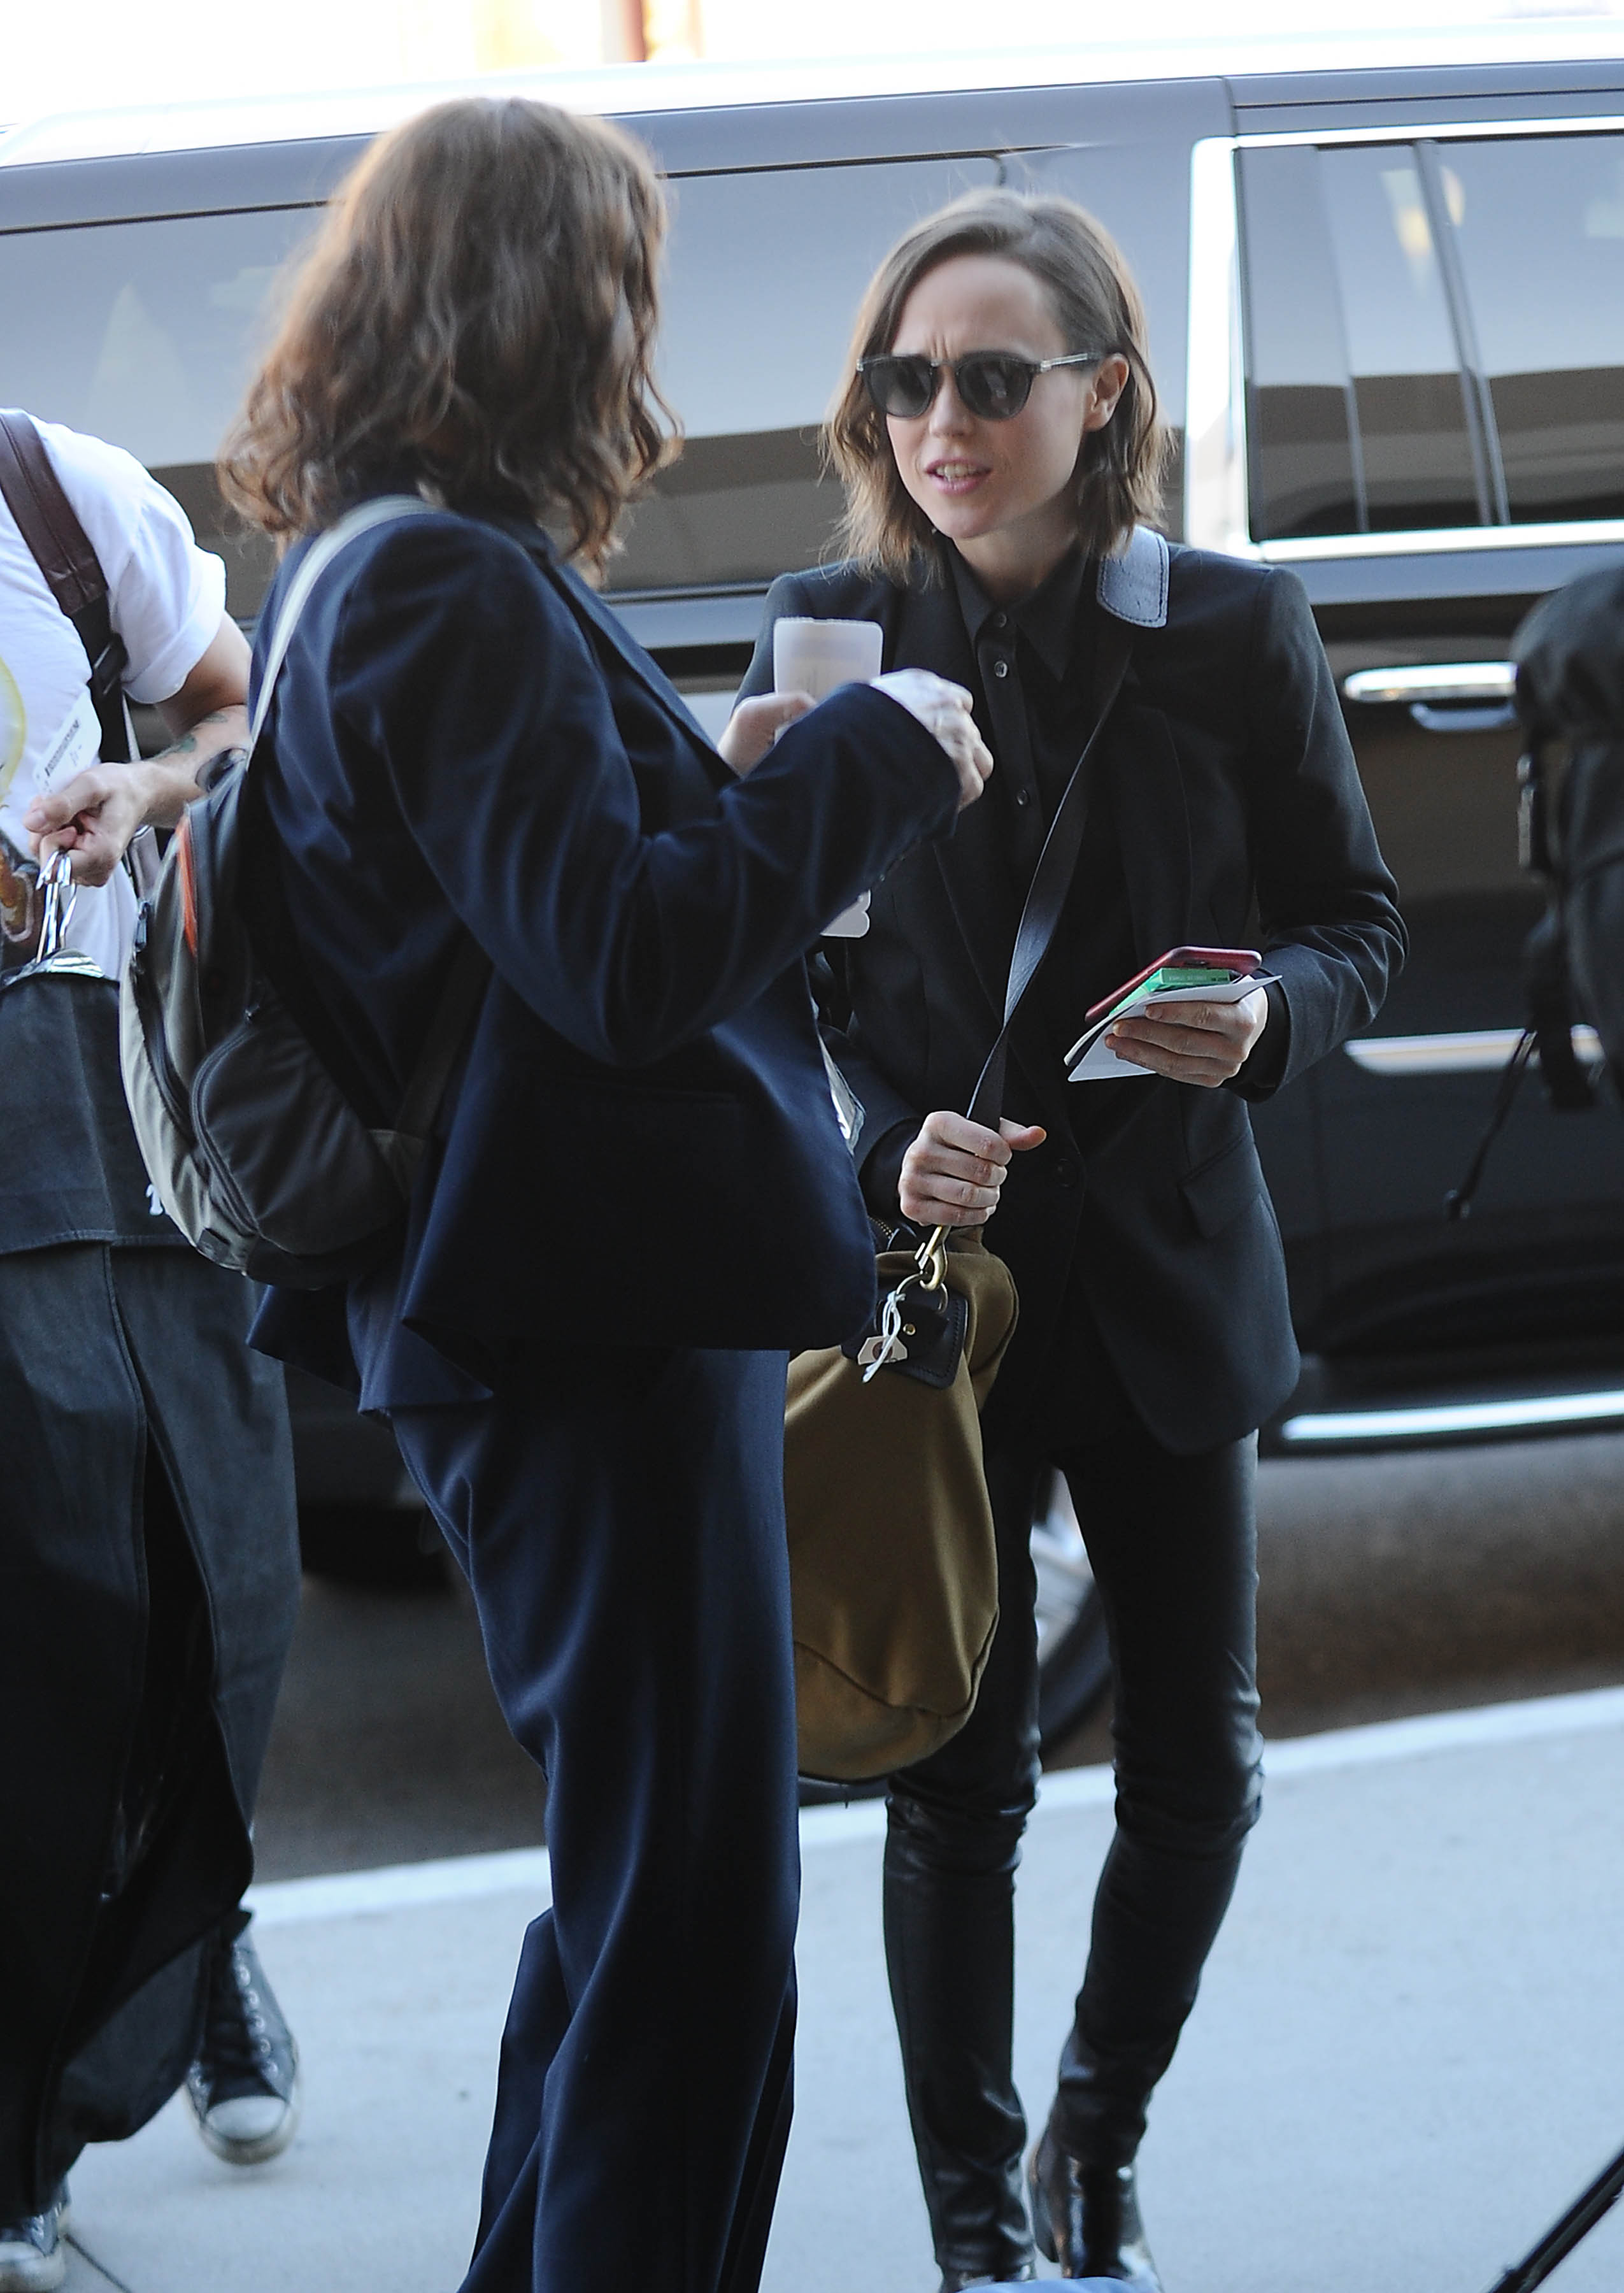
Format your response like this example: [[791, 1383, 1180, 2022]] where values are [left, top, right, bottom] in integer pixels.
[[730, 193, 1404, 2290], [216, 99, 992, 2293]]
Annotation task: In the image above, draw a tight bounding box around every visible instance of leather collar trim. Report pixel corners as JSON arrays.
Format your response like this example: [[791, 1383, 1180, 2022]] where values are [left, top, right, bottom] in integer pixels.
[[1097, 525, 1169, 629]]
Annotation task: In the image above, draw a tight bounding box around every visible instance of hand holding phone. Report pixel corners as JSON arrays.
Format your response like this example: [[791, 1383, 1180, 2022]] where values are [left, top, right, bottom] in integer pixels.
[[1081, 946, 1262, 1029], [1067, 946, 1273, 1082]]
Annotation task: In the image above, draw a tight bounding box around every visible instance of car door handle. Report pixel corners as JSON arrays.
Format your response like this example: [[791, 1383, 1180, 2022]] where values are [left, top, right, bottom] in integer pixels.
[[1341, 662, 1517, 734], [1344, 1026, 1604, 1076]]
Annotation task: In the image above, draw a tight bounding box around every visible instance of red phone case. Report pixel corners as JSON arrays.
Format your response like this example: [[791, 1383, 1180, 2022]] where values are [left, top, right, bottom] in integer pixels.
[[1083, 946, 1261, 1025]]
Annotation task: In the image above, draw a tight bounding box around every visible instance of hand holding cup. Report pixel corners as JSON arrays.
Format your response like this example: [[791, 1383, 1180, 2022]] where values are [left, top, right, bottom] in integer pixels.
[[872, 669, 993, 811]]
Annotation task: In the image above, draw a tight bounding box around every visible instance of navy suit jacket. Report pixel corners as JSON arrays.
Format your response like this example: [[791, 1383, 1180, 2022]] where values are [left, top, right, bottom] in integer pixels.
[[738, 532, 1406, 1452], [244, 503, 960, 1406]]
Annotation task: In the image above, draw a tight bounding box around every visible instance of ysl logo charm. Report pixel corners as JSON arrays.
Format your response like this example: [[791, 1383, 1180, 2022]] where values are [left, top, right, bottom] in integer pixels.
[[860, 1279, 923, 1382]]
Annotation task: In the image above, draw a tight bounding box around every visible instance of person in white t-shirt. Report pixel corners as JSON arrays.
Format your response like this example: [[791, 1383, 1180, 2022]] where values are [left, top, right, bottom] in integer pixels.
[[0, 418, 303, 2293], [1, 419, 248, 961]]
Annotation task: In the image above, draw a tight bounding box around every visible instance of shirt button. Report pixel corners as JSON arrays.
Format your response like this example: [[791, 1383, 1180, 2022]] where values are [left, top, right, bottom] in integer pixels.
[[1015, 789, 1032, 808], [1055, 1157, 1079, 1187], [992, 658, 1010, 679], [992, 611, 1008, 630]]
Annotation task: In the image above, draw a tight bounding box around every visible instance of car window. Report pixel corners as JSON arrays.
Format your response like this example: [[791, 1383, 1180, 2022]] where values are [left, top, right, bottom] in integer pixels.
[[1316, 143, 1485, 536], [0, 203, 322, 615], [0, 161, 995, 614], [611, 155, 996, 592], [1239, 130, 1624, 543], [1239, 141, 1481, 538], [1441, 132, 1624, 525], [1236, 143, 1364, 538], [0, 206, 317, 466]]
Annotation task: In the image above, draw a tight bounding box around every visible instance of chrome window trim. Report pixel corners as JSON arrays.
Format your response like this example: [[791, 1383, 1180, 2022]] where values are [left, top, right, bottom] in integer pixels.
[[1279, 1388, 1624, 1444], [1263, 520, 1624, 562], [1234, 114, 1624, 154], [1185, 138, 1257, 561], [1341, 662, 1514, 704], [1344, 1027, 1604, 1076], [1188, 112, 1624, 559]]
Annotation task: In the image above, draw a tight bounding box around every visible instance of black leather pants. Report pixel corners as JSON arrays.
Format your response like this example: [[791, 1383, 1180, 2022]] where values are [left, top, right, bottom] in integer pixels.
[[883, 1419, 1263, 2280]]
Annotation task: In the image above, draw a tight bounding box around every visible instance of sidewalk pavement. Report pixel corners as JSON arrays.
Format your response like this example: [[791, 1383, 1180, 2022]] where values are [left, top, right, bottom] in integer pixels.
[[58, 1687, 1624, 2293]]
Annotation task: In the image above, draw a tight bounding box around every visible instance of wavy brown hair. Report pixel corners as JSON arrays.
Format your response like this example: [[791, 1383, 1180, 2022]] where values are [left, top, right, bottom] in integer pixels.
[[219, 98, 676, 567], [826, 190, 1167, 582]]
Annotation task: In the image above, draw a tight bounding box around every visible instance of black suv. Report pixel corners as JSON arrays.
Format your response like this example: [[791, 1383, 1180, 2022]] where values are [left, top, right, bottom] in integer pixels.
[[6, 41, 1624, 1725]]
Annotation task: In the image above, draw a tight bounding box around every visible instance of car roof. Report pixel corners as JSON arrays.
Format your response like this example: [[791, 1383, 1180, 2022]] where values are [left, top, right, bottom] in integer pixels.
[[5, 24, 1624, 168]]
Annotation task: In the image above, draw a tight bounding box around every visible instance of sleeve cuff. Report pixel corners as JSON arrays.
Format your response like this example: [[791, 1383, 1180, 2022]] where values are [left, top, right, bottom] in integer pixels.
[[1230, 979, 1292, 1101], [858, 1115, 916, 1220]]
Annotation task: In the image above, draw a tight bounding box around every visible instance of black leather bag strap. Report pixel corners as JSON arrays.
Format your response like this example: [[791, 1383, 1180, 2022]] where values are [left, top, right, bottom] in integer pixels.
[[964, 612, 1134, 1130], [0, 410, 132, 761]]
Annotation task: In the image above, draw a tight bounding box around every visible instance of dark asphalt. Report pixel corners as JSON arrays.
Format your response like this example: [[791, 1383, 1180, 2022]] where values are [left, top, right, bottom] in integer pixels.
[[251, 1429, 1624, 1881]]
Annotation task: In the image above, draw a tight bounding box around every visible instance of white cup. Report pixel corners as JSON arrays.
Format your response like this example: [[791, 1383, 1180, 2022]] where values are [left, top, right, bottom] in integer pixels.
[[773, 615, 885, 703], [773, 617, 885, 937]]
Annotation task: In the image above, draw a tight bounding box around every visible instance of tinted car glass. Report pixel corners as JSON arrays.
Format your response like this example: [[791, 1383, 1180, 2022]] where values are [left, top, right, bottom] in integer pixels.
[[1241, 130, 1624, 543], [0, 164, 1001, 613], [1320, 143, 1479, 532], [610, 155, 996, 593], [1237, 143, 1364, 538], [0, 206, 315, 464], [1442, 132, 1624, 524], [1241, 140, 1484, 537], [0, 203, 322, 613]]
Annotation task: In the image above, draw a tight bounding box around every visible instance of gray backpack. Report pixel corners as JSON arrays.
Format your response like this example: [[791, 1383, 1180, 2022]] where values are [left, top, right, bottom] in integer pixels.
[[118, 496, 488, 1289]]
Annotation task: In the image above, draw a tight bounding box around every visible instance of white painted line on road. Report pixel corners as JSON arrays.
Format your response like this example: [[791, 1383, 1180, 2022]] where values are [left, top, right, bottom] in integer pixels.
[[245, 1684, 1624, 1929]]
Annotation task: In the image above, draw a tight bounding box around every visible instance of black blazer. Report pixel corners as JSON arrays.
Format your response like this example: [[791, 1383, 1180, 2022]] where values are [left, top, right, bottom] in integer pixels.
[[244, 504, 961, 1407], [738, 532, 1406, 1453]]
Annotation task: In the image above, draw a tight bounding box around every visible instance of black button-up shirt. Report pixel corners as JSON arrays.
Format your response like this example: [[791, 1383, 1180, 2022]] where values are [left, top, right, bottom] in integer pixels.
[[947, 546, 1139, 1092], [945, 548, 1142, 1440]]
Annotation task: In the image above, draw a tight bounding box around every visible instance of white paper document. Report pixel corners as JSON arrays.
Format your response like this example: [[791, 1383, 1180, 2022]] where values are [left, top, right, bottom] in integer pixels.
[[1066, 972, 1278, 1082]]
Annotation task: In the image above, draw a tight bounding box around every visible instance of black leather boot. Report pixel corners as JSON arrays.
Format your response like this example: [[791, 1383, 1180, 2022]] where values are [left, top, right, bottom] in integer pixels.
[[1028, 2126, 1162, 2290], [884, 1800, 1037, 2289]]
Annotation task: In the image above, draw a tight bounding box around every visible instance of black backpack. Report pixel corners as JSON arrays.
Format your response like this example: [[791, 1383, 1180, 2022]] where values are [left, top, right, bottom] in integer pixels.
[[118, 496, 488, 1289], [1513, 566, 1624, 1094], [1444, 568, 1624, 1218]]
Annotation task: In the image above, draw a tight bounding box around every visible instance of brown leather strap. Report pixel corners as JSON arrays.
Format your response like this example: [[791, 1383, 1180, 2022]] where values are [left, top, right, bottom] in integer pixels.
[[0, 409, 107, 620], [0, 408, 131, 758]]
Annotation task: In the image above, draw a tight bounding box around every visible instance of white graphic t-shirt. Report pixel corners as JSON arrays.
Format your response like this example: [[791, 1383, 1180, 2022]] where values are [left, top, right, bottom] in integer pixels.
[[0, 418, 226, 978]]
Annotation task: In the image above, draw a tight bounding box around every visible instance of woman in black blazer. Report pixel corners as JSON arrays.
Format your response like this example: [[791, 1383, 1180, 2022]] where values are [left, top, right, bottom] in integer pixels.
[[218, 101, 991, 2293], [732, 192, 1404, 2292]]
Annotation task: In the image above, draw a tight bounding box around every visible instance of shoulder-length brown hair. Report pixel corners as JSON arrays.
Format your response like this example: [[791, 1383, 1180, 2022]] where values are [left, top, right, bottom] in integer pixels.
[[219, 97, 675, 568], [826, 190, 1167, 582]]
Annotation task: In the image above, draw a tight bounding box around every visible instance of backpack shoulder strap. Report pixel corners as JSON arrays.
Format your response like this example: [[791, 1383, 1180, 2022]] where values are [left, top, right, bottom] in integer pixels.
[[250, 494, 439, 744], [0, 410, 131, 758], [243, 493, 490, 1155]]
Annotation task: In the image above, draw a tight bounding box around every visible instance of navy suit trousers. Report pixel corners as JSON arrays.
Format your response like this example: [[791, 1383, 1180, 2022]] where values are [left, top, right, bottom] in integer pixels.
[[388, 1345, 799, 2293]]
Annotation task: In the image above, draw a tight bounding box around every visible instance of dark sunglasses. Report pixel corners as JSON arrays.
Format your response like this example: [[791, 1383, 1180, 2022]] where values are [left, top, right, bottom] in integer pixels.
[[857, 348, 1108, 422]]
